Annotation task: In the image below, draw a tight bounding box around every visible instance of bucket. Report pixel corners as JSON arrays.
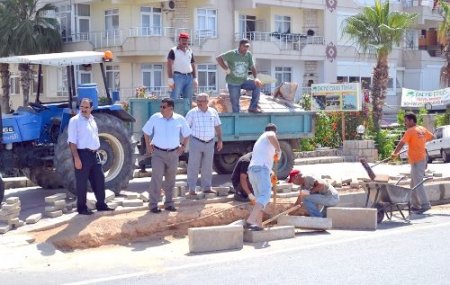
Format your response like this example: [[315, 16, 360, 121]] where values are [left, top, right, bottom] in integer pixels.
[[78, 83, 98, 109]]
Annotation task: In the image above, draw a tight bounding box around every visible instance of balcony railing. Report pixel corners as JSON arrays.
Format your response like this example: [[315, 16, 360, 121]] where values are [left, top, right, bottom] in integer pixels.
[[63, 26, 217, 49], [234, 31, 324, 51]]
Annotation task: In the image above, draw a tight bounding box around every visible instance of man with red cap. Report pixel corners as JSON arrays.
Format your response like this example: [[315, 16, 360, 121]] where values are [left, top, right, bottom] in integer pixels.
[[288, 169, 339, 217], [167, 32, 197, 110]]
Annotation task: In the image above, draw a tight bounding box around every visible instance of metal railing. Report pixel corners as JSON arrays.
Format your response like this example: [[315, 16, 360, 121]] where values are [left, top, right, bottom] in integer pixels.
[[63, 26, 218, 49], [234, 31, 324, 51]]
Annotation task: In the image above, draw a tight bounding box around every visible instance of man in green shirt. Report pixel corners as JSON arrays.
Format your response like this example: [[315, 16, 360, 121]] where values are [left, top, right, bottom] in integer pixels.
[[216, 39, 263, 113]]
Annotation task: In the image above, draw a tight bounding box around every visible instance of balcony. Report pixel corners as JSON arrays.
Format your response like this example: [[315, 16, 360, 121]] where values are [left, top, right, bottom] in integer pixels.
[[61, 26, 219, 55], [402, 0, 444, 25], [237, 0, 325, 9], [234, 32, 324, 58]]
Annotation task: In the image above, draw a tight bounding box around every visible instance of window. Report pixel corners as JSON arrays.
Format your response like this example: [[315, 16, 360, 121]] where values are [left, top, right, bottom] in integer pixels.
[[197, 8, 217, 38], [32, 73, 43, 95], [239, 15, 256, 39], [275, 67, 292, 85], [9, 74, 20, 96], [197, 64, 217, 92], [57, 67, 69, 97], [142, 64, 163, 91], [275, 15, 291, 34], [77, 66, 91, 85], [105, 8, 119, 37], [140, 7, 162, 36], [106, 65, 120, 92]]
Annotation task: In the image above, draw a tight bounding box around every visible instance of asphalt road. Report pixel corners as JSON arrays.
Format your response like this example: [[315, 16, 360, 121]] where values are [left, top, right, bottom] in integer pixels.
[[1, 205, 449, 285]]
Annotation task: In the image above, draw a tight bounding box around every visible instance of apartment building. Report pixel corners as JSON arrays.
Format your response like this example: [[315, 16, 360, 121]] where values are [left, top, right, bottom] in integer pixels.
[[6, 0, 447, 122]]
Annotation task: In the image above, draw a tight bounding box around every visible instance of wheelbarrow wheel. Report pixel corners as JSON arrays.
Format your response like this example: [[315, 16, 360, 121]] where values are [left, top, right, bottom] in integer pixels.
[[375, 204, 384, 223]]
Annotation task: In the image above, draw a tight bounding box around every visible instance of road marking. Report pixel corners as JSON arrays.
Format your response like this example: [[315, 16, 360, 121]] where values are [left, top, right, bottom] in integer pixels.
[[63, 218, 450, 285]]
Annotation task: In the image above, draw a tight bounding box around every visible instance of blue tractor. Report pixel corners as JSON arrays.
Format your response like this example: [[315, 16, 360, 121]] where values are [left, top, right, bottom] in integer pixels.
[[0, 51, 135, 203]]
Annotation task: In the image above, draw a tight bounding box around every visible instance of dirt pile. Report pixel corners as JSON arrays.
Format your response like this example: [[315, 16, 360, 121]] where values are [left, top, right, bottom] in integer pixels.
[[32, 199, 301, 251]]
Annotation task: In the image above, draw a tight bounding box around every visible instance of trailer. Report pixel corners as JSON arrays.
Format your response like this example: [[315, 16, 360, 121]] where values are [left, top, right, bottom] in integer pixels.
[[129, 98, 315, 178]]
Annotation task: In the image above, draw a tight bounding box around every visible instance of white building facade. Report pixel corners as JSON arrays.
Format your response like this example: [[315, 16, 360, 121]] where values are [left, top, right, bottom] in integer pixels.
[[5, 0, 446, 122]]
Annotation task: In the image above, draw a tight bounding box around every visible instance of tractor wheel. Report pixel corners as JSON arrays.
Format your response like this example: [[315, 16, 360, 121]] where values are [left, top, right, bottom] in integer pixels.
[[54, 113, 134, 195], [23, 167, 64, 189], [441, 149, 450, 163], [213, 153, 241, 174], [276, 141, 294, 179]]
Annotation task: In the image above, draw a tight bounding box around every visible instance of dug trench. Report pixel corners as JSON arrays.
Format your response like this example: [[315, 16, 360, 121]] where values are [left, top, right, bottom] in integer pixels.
[[32, 198, 304, 251]]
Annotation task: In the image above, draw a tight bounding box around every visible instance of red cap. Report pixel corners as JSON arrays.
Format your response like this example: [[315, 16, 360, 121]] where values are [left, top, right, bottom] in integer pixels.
[[179, 32, 190, 39], [288, 169, 300, 183]]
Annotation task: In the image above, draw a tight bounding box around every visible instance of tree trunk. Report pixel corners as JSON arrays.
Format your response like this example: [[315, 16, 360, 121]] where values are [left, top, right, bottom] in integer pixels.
[[0, 63, 11, 114], [371, 55, 389, 132], [19, 64, 32, 106]]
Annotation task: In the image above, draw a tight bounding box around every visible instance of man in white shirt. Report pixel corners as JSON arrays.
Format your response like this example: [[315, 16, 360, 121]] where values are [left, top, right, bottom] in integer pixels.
[[185, 93, 223, 198], [142, 98, 191, 213], [68, 98, 114, 215], [246, 123, 281, 230], [167, 32, 197, 110]]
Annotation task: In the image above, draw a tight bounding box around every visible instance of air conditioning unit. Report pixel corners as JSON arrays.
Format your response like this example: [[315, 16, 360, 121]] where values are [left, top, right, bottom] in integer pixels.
[[161, 0, 175, 11]]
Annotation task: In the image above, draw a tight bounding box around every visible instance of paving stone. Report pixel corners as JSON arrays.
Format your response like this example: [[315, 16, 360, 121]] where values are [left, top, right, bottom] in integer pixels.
[[204, 192, 217, 199], [342, 178, 352, 185], [122, 199, 144, 207], [274, 192, 299, 198], [276, 183, 292, 193], [53, 200, 66, 208], [321, 175, 332, 180], [25, 213, 43, 224], [105, 190, 116, 202], [106, 202, 119, 210], [121, 191, 140, 200], [45, 210, 63, 218], [113, 197, 125, 206], [244, 225, 295, 243], [5, 197, 19, 204], [45, 193, 67, 204], [188, 225, 244, 253], [62, 207, 77, 214], [140, 192, 150, 202], [0, 223, 11, 234], [172, 187, 180, 198], [327, 207, 377, 230], [45, 206, 60, 212], [277, 215, 332, 230], [228, 219, 246, 227], [0, 203, 20, 211], [213, 187, 230, 197], [175, 181, 187, 187], [433, 172, 443, 177]]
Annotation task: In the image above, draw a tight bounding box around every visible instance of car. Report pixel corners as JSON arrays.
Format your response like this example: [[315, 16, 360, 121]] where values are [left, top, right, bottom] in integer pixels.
[[426, 125, 450, 163]]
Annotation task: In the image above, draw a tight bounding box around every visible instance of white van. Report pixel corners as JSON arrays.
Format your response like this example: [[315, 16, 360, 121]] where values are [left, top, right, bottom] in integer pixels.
[[426, 125, 450, 163]]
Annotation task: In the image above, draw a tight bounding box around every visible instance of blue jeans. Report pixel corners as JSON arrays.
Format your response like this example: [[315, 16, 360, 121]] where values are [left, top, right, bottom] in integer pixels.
[[171, 72, 194, 109], [303, 194, 339, 217], [227, 79, 261, 112], [248, 165, 271, 207]]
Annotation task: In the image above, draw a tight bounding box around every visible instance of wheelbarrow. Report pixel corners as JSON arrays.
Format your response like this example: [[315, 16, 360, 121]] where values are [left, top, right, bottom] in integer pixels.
[[361, 178, 432, 223]]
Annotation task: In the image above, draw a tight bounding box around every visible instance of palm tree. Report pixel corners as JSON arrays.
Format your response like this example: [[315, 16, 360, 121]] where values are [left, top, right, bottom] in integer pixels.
[[342, 0, 416, 131], [0, 0, 14, 114], [1, 0, 62, 106], [437, 0, 450, 88]]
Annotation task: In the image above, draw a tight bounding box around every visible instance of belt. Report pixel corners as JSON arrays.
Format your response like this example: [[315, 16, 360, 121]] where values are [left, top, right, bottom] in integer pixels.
[[78, 148, 97, 153], [192, 136, 214, 144], [153, 145, 179, 152], [174, 71, 192, 76]]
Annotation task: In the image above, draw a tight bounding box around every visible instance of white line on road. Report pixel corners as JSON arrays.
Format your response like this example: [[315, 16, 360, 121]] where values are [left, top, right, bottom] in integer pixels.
[[62, 219, 450, 285]]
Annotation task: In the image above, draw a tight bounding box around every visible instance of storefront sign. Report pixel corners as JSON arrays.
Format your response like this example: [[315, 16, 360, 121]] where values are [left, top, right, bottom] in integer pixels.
[[311, 83, 361, 112], [401, 87, 450, 107]]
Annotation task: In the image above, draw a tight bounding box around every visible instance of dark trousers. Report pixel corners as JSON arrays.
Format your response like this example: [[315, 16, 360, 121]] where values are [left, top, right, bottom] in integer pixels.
[[75, 149, 107, 211]]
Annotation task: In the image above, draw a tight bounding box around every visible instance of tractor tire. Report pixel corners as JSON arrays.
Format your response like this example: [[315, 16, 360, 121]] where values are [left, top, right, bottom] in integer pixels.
[[54, 113, 134, 195], [276, 141, 294, 179], [213, 153, 241, 174], [23, 167, 64, 189], [441, 149, 450, 163]]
